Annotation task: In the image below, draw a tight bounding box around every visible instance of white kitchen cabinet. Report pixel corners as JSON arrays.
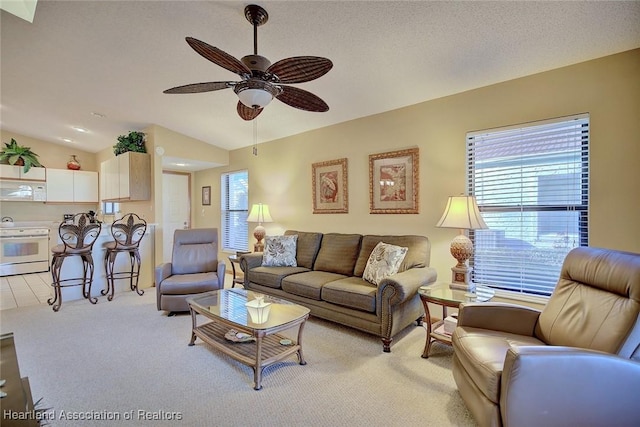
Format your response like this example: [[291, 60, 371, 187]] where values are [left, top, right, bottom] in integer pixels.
[[46, 169, 98, 203], [0, 164, 46, 181], [100, 152, 150, 201]]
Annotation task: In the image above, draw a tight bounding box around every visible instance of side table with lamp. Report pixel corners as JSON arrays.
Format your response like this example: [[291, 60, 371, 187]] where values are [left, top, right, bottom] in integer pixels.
[[419, 194, 493, 357]]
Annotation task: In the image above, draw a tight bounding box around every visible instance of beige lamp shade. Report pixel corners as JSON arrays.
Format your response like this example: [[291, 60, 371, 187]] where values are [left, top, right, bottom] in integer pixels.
[[436, 195, 488, 230], [436, 195, 488, 291], [246, 203, 273, 252]]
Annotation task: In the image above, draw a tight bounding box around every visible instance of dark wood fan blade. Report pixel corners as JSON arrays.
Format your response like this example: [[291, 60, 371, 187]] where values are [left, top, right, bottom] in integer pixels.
[[267, 56, 333, 83], [163, 82, 232, 94], [237, 101, 263, 121], [186, 37, 251, 77], [276, 86, 329, 112]]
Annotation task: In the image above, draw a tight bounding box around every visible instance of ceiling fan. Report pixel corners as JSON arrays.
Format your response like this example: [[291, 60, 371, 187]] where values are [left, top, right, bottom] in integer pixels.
[[164, 4, 333, 121]]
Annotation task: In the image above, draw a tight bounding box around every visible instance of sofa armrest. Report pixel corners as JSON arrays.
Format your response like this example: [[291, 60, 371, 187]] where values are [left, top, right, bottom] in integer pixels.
[[457, 302, 541, 336], [239, 253, 263, 271], [378, 266, 438, 305], [155, 262, 172, 310], [501, 345, 640, 427]]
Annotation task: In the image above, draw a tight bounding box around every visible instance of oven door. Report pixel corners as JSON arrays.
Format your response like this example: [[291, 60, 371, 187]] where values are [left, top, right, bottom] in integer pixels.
[[0, 235, 50, 276]]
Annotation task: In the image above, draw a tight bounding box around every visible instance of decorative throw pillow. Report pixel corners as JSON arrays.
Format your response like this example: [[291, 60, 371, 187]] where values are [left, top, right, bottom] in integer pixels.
[[362, 242, 408, 285], [262, 235, 298, 267]]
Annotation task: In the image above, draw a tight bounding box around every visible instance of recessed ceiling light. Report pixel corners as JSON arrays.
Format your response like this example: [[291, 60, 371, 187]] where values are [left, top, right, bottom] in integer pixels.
[[61, 138, 73, 143], [72, 126, 88, 133]]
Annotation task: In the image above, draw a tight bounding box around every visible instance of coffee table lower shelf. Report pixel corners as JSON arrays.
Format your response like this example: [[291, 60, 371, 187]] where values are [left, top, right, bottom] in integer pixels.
[[190, 320, 306, 390]]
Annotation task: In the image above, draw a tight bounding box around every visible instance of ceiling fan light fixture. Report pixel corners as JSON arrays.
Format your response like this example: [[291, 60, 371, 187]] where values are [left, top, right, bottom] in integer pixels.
[[234, 80, 279, 108]]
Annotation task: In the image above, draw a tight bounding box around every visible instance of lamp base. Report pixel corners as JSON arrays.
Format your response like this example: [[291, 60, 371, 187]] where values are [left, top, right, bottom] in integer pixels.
[[449, 265, 476, 292], [254, 242, 265, 252], [253, 224, 266, 252]]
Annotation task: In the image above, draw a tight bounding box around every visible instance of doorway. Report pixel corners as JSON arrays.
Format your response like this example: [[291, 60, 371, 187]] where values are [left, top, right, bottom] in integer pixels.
[[162, 171, 191, 263]]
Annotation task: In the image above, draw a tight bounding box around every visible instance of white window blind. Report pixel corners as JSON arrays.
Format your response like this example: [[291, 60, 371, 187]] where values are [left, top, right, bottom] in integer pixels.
[[221, 170, 249, 252], [467, 114, 589, 296]]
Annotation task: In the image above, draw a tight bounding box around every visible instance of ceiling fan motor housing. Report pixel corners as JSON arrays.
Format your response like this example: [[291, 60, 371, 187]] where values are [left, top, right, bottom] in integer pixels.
[[241, 55, 271, 74]]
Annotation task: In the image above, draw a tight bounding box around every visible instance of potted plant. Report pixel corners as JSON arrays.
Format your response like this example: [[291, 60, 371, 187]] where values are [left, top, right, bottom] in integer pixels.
[[113, 131, 147, 156], [0, 138, 43, 173]]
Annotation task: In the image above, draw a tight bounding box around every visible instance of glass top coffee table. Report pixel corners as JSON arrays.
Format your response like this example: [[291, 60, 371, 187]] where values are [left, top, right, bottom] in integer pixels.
[[187, 288, 310, 390], [418, 282, 495, 358]]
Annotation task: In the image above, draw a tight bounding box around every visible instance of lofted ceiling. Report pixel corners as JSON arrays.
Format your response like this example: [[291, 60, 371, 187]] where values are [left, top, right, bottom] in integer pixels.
[[1, 1, 639, 169]]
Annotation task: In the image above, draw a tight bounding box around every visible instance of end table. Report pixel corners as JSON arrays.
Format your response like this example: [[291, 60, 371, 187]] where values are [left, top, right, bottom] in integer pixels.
[[419, 282, 494, 358], [228, 255, 244, 288]]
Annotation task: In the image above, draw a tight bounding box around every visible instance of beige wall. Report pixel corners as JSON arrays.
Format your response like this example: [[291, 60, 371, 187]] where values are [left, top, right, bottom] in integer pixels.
[[195, 48, 640, 285]]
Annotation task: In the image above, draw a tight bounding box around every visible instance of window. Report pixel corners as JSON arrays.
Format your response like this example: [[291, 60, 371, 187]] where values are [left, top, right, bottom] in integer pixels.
[[467, 114, 589, 296], [221, 170, 249, 252]]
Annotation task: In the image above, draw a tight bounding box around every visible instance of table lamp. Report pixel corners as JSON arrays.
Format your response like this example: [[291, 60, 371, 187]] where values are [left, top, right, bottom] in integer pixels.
[[246, 203, 273, 252], [436, 195, 488, 291]]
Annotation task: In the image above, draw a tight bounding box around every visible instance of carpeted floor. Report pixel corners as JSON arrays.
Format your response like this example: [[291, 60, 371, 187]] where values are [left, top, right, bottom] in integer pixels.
[[1, 289, 476, 426]]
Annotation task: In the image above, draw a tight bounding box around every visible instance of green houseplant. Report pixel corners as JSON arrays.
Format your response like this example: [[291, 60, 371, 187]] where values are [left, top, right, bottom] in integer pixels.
[[113, 131, 147, 156], [0, 138, 43, 173]]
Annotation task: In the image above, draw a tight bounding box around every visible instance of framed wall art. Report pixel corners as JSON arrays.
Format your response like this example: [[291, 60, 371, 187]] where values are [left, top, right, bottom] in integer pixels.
[[202, 186, 211, 206], [369, 148, 419, 214], [312, 158, 348, 214]]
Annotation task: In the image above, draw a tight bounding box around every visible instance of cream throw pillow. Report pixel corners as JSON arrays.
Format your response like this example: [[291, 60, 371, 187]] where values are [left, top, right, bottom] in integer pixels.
[[363, 242, 408, 285], [262, 235, 298, 267]]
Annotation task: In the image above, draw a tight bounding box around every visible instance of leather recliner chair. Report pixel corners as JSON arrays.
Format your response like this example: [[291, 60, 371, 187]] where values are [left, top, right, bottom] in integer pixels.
[[451, 247, 640, 427], [156, 228, 225, 313]]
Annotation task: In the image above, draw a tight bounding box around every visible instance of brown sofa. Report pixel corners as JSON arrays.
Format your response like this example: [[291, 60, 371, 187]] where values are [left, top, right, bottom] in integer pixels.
[[451, 247, 640, 427], [240, 230, 437, 352]]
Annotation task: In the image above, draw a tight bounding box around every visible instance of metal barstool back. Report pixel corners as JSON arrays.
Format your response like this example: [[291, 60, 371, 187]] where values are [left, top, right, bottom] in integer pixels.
[[102, 213, 147, 300], [49, 212, 102, 311]]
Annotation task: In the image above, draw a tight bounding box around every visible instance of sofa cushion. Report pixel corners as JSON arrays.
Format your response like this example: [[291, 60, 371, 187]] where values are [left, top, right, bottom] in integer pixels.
[[248, 266, 309, 289], [321, 277, 377, 313], [452, 326, 545, 403], [159, 272, 221, 295], [282, 271, 347, 300], [362, 242, 408, 285], [354, 235, 430, 277], [313, 233, 362, 275], [262, 235, 298, 267], [285, 230, 323, 269]]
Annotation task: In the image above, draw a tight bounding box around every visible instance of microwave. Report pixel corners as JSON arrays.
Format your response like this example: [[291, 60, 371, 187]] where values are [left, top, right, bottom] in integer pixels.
[[0, 180, 47, 201]]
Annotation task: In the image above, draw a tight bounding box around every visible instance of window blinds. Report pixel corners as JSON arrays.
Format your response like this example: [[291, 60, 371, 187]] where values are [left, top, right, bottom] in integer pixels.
[[221, 170, 249, 252], [467, 114, 589, 296]]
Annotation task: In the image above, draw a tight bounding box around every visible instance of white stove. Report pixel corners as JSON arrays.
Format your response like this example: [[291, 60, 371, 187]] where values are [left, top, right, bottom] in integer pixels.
[[0, 226, 51, 276]]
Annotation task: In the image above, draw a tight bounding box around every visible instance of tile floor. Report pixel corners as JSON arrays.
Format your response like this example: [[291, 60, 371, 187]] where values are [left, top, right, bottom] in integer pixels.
[[0, 272, 53, 310], [0, 272, 236, 311]]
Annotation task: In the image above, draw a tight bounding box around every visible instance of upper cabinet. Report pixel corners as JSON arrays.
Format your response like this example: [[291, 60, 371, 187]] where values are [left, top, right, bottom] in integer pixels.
[[0, 164, 46, 181], [100, 152, 150, 202], [46, 169, 98, 203]]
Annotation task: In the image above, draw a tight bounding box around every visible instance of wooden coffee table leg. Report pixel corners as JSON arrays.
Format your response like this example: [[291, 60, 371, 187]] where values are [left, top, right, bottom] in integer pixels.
[[188, 307, 197, 346], [297, 320, 307, 365], [253, 334, 264, 390]]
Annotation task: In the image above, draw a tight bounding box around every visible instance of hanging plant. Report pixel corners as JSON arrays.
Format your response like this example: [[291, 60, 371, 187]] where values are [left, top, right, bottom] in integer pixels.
[[0, 138, 43, 173], [113, 131, 147, 156]]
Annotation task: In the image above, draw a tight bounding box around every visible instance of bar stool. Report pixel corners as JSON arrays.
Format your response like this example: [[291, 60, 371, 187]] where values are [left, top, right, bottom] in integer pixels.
[[49, 212, 102, 312], [102, 213, 147, 301]]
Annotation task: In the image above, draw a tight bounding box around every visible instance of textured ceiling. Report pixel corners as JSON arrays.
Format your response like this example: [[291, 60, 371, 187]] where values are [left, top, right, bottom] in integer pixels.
[[1, 1, 639, 165]]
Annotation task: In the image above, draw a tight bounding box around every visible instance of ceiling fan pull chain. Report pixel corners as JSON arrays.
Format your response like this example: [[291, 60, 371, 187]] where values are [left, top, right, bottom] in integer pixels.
[[253, 119, 258, 156]]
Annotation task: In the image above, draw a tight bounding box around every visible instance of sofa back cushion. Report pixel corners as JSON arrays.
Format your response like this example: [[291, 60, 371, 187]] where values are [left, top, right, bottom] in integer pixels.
[[172, 228, 218, 275], [285, 230, 323, 269], [354, 235, 430, 277], [536, 247, 640, 356], [313, 233, 362, 276]]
